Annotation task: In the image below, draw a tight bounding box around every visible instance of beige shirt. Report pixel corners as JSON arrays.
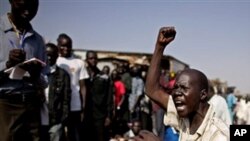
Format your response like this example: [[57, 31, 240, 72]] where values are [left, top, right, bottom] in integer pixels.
[[164, 98, 229, 141], [179, 105, 229, 141], [164, 96, 179, 130]]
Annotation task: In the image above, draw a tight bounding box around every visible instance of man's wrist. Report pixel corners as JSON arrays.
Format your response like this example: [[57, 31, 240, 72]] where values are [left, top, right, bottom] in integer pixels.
[[155, 43, 167, 49]]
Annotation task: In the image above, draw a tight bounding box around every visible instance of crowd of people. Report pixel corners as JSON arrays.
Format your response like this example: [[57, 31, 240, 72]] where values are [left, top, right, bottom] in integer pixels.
[[0, 0, 247, 141]]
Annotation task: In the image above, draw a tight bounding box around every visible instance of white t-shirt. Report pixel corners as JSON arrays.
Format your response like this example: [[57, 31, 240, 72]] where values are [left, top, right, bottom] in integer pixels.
[[208, 94, 232, 126], [57, 56, 89, 111]]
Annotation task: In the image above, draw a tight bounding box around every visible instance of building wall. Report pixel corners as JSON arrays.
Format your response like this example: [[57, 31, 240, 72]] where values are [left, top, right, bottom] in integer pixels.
[[73, 49, 189, 73]]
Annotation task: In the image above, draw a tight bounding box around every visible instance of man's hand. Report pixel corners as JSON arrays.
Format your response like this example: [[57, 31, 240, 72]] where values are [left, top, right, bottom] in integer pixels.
[[132, 130, 162, 141], [104, 117, 111, 127], [80, 111, 84, 122], [20, 60, 43, 80], [156, 26, 176, 48], [6, 49, 26, 68]]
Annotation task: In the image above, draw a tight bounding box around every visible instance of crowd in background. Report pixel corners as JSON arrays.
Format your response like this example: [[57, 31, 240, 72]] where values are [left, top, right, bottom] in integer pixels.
[[40, 37, 248, 141]]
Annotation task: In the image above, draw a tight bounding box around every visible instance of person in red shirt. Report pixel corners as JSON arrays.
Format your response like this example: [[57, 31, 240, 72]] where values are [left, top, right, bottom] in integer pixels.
[[112, 69, 126, 109], [111, 69, 128, 136]]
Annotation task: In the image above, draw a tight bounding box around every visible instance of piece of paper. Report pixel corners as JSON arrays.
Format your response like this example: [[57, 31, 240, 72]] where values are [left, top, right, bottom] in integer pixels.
[[4, 58, 46, 80], [21, 58, 46, 67], [8, 66, 28, 79]]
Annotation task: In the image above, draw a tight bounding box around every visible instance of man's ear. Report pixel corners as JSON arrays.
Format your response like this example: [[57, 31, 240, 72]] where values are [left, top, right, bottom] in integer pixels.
[[200, 89, 208, 101]]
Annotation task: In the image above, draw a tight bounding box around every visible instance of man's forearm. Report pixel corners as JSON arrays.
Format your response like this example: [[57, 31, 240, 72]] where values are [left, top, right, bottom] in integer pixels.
[[145, 45, 165, 101], [80, 88, 86, 111], [145, 27, 176, 110]]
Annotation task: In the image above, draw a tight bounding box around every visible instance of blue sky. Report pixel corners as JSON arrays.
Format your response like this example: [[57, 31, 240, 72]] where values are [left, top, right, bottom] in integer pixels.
[[1, 0, 250, 94]]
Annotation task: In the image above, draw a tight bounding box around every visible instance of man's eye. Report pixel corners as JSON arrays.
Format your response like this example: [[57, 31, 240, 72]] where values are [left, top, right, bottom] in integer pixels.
[[173, 85, 178, 90], [181, 86, 189, 91]]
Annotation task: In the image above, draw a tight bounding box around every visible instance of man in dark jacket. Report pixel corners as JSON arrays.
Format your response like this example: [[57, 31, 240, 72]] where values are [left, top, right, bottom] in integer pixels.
[[40, 43, 71, 141], [83, 50, 113, 141]]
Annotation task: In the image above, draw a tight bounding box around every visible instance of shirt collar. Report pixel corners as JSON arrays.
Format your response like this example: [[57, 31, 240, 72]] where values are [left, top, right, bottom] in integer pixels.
[[180, 105, 215, 140], [1, 13, 34, 36], [195, 105, 214, 136]]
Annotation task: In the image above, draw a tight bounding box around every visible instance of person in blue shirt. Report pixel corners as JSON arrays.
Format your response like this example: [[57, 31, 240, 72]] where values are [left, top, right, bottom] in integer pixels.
[[0, 0, 48, 140], [226, 87, 237, 123]]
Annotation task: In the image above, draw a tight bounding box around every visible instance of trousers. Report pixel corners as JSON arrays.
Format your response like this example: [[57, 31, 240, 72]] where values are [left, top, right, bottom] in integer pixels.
[[0, 98, 41, 141]]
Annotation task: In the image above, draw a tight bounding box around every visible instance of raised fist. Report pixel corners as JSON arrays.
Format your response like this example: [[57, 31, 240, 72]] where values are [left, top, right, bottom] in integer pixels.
[[156, 26, 176, 48]]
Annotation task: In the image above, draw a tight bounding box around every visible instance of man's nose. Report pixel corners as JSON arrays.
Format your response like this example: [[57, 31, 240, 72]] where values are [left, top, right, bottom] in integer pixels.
[[173, 89, 182, 96], [23, 10, 30, 16]]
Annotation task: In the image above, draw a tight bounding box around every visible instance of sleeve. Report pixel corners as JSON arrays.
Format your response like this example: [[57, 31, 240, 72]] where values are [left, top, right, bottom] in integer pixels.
[[136, 78, 144, 96], [107, 78, 114, 118], [210, 131, 229, 141], [164, 96, 180, 130], [36, 37, 49, 88], [0, 59, 6, 72], [0, 31, 9, 71], [62, 70, 71, 124], [79, 60, 89, 80], [233, 95, 237, 105]]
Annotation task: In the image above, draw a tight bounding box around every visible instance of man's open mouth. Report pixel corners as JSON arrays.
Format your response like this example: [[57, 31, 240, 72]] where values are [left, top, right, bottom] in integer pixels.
[[174, 100, 185, 111]]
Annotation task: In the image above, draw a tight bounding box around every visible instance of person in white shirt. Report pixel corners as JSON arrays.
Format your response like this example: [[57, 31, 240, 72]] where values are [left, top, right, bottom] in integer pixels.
[[56, 33, 89, 141], [208, 86, 232, 126]]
